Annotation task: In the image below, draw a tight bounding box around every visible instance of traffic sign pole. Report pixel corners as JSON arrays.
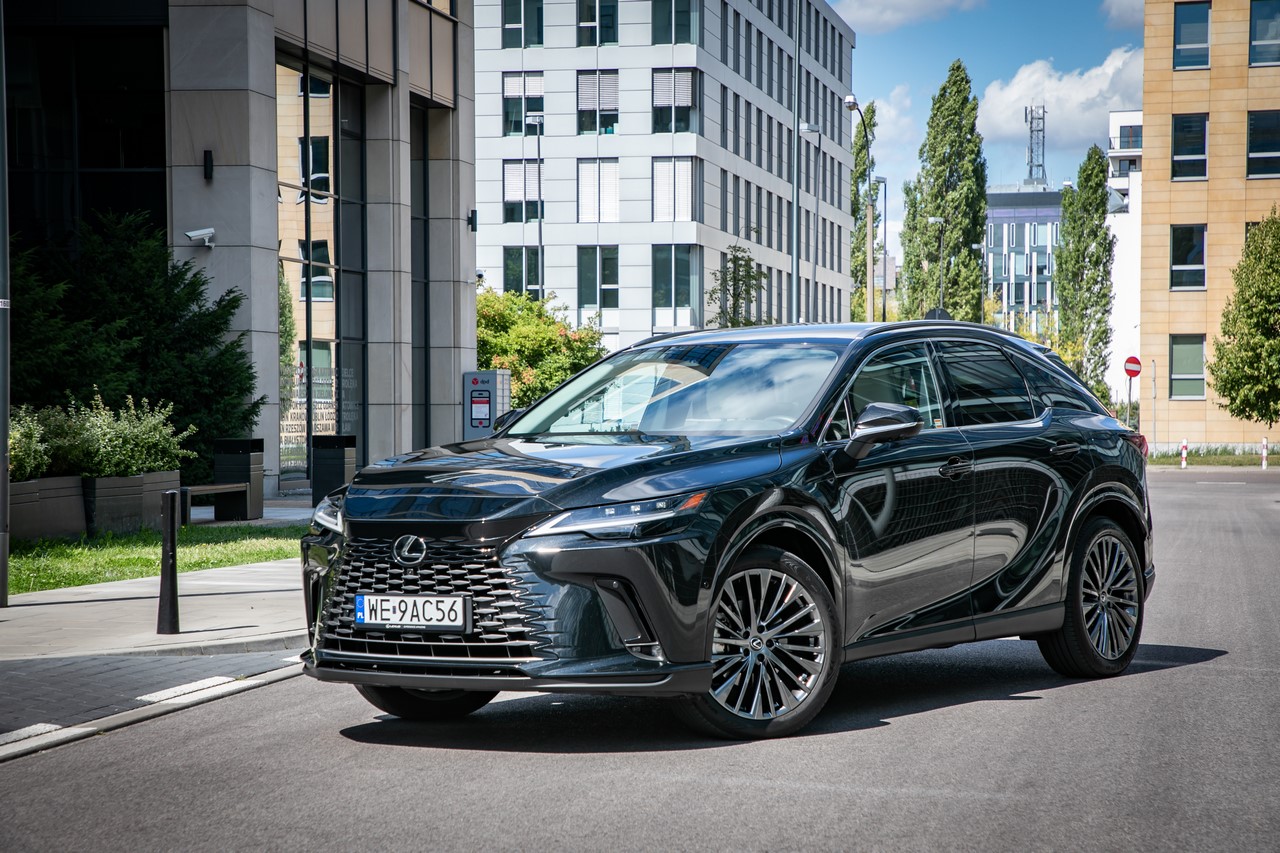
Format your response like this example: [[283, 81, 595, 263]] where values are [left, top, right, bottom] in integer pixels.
[[1123, 356, 1142, 432]]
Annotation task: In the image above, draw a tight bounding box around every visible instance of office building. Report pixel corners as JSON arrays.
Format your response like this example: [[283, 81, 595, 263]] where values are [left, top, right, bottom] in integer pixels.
[[1141, 0, 1280, 450], [474, 0, 858, 351], [983, 182, 1062, 335], [5, 0, 478, 493]]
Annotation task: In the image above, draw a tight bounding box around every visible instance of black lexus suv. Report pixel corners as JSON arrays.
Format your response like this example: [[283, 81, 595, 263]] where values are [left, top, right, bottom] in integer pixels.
[[301, 321, 1154, 739]]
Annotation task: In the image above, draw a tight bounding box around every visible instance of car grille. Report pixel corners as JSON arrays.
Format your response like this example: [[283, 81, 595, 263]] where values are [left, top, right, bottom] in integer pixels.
[[319, 536, 554, 663]]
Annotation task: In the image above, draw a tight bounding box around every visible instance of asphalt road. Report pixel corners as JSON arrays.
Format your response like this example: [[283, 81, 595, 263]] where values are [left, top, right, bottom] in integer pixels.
[[1, 471, 1277, 852]]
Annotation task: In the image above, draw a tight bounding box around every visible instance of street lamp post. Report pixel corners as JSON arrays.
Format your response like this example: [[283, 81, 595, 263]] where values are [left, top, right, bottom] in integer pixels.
[[971, 242, 986, 324], [876, 176, 888, 322], [927, 215, 944, 314], [844, 95, 873, 322], [527, 113, 545, 297], [800, 122, 821, 321]]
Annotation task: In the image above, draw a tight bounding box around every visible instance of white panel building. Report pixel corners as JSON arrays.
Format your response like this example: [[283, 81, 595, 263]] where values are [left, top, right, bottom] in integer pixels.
[[1106, 109, 1144, 406], [475, 0, 858, 350]]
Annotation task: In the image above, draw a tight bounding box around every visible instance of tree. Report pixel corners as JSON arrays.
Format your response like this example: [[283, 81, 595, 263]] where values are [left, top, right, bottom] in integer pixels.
[[1206, 206, 1280, 427], [278, 262, 298, 416], [1054, 145, 1116, 401], [708, 242, 769, 326], [476, 288, 609, 408], [898, 60, 988, 322], [12, 212, 264, 483], [849, 101, 880, 320]]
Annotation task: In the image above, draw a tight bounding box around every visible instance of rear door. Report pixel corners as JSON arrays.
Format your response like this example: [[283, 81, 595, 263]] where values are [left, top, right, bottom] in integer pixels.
[[933, 340, 1091, 634], [819, 341, 976, 651]]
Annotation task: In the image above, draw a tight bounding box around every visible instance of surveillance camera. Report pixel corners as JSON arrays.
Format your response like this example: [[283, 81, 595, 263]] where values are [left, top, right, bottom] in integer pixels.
[[184, 227, 215, 248], [476, 269, 486, 281]]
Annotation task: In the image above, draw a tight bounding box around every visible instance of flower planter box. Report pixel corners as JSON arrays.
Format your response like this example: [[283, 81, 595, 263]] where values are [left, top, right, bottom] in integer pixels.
[[9, 476, 87, 540], [82, 475, 144, 537], [142, 470, 181, 531]]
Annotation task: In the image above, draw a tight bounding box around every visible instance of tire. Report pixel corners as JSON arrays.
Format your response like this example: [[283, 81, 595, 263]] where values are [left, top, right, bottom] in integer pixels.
[[673, 546, 839, 739], [355, 685, 497, 721], [1038, 517, 1144, 678]]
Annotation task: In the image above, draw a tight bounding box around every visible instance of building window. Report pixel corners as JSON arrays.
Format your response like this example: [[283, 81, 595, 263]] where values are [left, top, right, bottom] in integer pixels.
[[504, 246, 542, 299], [298, 136, 330, 201], [578, 71, 620, 134], [1118, 124, 1143, 149], [299, 341, 334, 401], [1174, 2, 1211, 69], [578, 0, 618, 46], [502, 73, 544, 136], [299, 240, 335, 300], [653, 157, 696, 222], [1251, 0, 1280, 64], [503, 160, 542, 223], [1170, 335, 1206, 398], [503, 0, 543, 48], [578, 158, 620, 223], [1170, 225, 1207, 289], [1172, 113, 1208, 179], [578, 246, 620, 309], [1247, 110, 1280, 177], [653, 0, 696, 45], [653, 69, 698, 132], [652, 244, 697, 316]]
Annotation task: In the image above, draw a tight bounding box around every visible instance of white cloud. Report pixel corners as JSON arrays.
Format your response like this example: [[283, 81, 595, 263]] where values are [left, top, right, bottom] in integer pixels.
[[1101, 0, 1144, 29], [871, 85, 917, 155], [833, 0, 985, 35], [978, 47, 1144, 152]]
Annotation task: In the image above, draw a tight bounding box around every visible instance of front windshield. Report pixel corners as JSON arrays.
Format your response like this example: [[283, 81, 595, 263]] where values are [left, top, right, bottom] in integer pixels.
[[507, 342, 845, 436]]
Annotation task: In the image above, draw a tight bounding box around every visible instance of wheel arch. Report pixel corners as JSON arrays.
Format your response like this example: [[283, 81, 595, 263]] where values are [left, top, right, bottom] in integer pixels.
[[1067, 487, 1150, 583]]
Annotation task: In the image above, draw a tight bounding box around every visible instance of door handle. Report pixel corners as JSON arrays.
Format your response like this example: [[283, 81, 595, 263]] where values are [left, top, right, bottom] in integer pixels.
[[1050, 442, 1081, 458], [937, 457, 972, 480]]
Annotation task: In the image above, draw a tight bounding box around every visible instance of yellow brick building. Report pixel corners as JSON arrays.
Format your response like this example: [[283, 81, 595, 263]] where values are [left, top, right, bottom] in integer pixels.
[[1142, 0, 1280, 451]]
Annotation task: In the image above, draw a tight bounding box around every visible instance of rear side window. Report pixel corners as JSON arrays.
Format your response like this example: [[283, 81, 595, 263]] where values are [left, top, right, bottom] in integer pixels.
[[936, 341, 1037, 425], [1014, 352, 1104, 415]]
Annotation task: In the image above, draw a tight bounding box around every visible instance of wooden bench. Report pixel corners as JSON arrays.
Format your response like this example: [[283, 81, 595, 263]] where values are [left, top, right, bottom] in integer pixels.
[[180, 483, 251, 525]]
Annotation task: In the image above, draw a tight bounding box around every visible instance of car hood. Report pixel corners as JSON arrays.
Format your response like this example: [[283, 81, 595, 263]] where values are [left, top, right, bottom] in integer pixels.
[[341, 433, 787, 521]]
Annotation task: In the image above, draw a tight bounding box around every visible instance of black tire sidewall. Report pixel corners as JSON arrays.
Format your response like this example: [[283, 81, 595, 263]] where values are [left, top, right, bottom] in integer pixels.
[[1065, 518, 1145, 676]]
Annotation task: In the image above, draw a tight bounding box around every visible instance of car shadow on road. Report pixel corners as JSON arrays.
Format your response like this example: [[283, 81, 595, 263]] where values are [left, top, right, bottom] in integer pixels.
[[338, 640, 1225, 754]]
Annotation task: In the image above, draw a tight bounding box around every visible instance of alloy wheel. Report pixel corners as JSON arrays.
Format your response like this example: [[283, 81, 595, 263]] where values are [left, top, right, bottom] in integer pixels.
[[709, 568, 828, 720], [1081, 533, 1141, 660]]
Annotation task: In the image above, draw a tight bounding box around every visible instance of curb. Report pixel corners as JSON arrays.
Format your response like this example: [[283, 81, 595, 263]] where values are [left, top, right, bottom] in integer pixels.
[[0, 662, 303, 764], [104, 631, 311, 658]]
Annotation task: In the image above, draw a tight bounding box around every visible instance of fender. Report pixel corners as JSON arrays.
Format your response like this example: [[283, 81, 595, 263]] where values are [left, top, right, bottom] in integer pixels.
[[1052, 477, 1149, 604]]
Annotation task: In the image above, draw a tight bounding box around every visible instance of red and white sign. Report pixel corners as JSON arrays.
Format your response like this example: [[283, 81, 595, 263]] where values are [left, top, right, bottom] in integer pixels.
[[1124, 356, 1142, 378]]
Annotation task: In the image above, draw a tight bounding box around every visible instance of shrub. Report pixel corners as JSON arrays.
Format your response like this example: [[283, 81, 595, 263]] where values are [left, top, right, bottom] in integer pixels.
[[34, 394, 196, 479], [8, 407, 50, 482]]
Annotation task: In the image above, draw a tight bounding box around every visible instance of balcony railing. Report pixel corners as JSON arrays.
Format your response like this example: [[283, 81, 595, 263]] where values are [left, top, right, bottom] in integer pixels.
[[1109, 135, 1143, 151]]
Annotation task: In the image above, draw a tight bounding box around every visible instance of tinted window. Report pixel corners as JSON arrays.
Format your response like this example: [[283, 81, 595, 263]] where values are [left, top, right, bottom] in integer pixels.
[[847, 343, 945, 430], [1013, 352, 1102, 415], [937, 342, 1036, 425]]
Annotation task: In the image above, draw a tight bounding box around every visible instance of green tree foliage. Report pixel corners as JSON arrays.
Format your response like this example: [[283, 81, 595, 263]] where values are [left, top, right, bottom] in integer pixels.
[[10, 212, 264, 483], [278, 262, 298, 416], [708, 242, 769, 327], [1206, 207, 1280, 427], [899, 60, 988, 322], [1055, 145, 1116, 400], [476, 288, 609, 408], [849, 101, 880, 321]]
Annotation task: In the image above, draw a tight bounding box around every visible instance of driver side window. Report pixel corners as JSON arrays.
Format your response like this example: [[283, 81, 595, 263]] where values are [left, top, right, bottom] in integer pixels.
[[843, 343, 945, 432]]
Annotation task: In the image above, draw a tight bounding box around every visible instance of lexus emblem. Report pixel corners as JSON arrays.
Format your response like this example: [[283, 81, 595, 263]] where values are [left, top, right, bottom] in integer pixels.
[[391, 535, 429, 567]]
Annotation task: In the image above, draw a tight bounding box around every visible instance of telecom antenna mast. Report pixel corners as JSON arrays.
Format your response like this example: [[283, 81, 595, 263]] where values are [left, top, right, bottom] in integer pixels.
[[1025, 105, 1046, 184]]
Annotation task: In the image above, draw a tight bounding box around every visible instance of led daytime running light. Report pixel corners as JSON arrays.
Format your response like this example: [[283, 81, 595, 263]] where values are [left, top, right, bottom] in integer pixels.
[[528, 491, 708, 537]]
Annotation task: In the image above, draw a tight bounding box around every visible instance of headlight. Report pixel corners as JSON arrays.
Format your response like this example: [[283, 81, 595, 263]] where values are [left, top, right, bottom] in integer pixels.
[[311, 490, 345, 534], [526, 491, 708, 539]]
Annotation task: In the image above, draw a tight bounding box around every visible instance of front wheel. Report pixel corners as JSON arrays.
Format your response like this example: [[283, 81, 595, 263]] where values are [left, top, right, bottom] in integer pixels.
[[1038, 517, 1144, 678], [674, 546, 839, 739], [355, 685, 497, 721]]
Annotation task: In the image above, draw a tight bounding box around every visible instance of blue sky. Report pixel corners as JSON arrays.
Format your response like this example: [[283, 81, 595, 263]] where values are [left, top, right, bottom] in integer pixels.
[[833, 0, 1146, 258]]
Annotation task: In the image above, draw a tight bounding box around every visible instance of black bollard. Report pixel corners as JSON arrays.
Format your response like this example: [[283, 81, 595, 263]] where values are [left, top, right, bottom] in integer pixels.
[[158, 489, 180, 634]]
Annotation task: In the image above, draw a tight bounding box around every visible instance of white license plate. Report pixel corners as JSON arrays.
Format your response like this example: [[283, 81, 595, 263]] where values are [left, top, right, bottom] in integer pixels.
[[354, 594, 469, 631]]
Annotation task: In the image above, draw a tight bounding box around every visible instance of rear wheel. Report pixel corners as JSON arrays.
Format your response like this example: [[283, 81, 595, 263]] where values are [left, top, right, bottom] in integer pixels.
[[1038, 518, 1144, 678], [355, 685, 497, 720], [674, 546, 839, 739]]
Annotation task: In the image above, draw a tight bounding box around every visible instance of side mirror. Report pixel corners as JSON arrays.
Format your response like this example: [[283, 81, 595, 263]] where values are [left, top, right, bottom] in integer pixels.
[[845, 402, 923, 460], [493, 408, 525, 432]]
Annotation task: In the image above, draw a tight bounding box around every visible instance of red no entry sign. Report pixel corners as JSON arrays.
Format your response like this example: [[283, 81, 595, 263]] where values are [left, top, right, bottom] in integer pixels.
[[1124, 356, 1142, 378]]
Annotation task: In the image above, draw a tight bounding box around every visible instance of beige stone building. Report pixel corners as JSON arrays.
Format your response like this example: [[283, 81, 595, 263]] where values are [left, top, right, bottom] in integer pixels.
[[1141, 0, 1280, 451]]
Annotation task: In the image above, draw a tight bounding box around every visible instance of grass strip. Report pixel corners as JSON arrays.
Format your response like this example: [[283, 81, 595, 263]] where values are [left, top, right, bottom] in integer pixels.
[[8, 524, 310, 594]]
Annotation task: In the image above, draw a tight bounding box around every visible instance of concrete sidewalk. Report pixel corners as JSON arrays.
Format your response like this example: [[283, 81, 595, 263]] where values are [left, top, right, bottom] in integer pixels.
[[0, 558, 310, 660], [0, 493, 315, 660]]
